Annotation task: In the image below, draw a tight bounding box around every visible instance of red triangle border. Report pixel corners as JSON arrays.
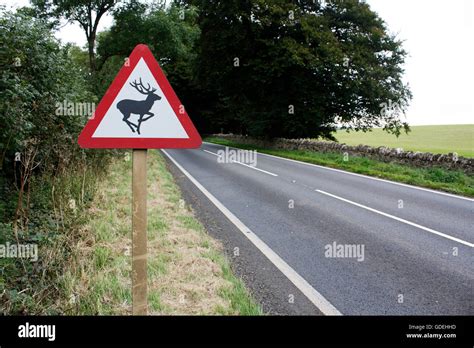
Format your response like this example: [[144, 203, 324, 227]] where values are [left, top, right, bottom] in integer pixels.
[[78, 44, 202, 149]]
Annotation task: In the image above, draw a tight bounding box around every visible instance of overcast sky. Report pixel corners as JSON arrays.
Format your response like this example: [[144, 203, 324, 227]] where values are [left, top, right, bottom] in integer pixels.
[[2, 0, 473, 126]]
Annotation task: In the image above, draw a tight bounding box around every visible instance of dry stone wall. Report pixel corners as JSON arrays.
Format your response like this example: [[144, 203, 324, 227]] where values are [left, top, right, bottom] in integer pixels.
[[212, 134, 473, 174]]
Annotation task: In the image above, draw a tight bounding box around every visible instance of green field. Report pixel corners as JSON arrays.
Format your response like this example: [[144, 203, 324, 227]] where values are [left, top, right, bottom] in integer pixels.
[[334, 125, 474, 158]]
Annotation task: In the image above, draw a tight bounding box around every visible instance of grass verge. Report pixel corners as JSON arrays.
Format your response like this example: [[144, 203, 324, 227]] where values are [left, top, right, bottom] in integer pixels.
[[205, 137, 474, 198], [68, 150, 262, 315], [1, 154, 109, 314]]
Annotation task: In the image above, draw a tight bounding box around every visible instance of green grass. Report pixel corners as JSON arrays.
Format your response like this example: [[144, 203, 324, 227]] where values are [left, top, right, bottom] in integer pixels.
[[149, 152, 262, 315], [334, 124, 474, 157], [0, 155, 110, 315], [72, 150, 262, 315], [204, 249, 263, 315], [205, 137, 474, 198]]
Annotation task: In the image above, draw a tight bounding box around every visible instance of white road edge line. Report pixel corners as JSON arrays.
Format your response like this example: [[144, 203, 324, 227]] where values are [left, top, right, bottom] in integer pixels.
[[203, 142, 474, 202], [316, 189, 474, 248], [202, 149, 278, 177], [163, 149, 341, 315]]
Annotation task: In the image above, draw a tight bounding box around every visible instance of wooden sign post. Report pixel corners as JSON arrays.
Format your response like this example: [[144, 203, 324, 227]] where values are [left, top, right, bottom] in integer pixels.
[[78, 44, 201, 315], [132, 149, 147, 315]]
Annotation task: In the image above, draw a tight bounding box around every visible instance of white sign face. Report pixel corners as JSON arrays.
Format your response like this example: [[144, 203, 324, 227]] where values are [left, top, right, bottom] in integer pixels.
[[92, 58, 189, 139]]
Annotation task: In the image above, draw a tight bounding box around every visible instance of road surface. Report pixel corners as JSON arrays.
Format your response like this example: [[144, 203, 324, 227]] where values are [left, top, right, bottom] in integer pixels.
[[162, 142, 473, 315]]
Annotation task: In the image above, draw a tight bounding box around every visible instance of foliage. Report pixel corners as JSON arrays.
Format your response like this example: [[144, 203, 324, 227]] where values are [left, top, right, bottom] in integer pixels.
[[186, 0, 411, 139], [0, 9, 96, 181], [0, 9, 113, 313], [96, 2, 200, 103], [0, 161, 106, 314], [30, 0, 116, 74]]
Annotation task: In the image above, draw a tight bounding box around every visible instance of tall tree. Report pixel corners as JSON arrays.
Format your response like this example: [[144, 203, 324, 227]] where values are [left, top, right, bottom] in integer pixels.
[[187, 0, 412, 139], [95, 2, 201, 120], [31, 0, 116, 74]]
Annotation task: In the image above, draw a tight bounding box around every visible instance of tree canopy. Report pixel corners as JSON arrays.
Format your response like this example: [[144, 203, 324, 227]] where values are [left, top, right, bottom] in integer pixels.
[[25, 0, 412, 139], [95, 1, 200, 121], [186, 0, 411, 139], [31, 0, 116, 74]]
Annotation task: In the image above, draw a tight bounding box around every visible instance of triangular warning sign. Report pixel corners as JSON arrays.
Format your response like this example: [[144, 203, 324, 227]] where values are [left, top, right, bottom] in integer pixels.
[[78, 44, 201, 149]]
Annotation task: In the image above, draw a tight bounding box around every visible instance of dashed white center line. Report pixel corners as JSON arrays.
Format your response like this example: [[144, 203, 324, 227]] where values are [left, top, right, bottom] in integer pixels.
[[202, 149, 278, 177], [231, 160, 278, 176], [204, 142, 474, 202], [203, 149, 219, 156], [316, 189, 474, 248]]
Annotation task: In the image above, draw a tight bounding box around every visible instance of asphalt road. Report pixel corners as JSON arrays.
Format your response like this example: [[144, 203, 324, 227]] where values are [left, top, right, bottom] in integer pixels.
[[163, 142, 473, 315]]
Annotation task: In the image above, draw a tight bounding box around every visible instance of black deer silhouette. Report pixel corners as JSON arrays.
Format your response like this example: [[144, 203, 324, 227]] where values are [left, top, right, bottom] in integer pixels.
[[117, 78, 162, 134]]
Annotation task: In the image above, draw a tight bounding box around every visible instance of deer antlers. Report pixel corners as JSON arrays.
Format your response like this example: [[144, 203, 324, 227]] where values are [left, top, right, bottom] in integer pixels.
[[130, 78, 157, 94]]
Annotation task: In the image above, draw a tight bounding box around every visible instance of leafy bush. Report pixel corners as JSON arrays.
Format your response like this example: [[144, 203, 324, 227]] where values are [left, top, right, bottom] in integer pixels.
[[0, 8, 113, 314], [0, 9, 97, 180]]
